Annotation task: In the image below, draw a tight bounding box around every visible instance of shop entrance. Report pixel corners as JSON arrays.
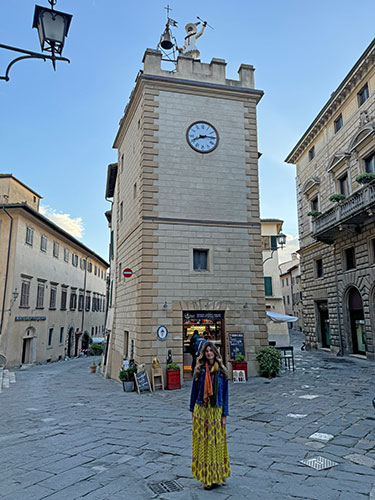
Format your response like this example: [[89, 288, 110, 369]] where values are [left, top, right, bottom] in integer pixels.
[[183, 311, 225, 379], [317, 301, 330, 348], [348, 288, 366, 355]]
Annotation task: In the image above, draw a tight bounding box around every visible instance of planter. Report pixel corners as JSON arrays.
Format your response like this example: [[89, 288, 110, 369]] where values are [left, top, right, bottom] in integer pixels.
[[122, 381, 134, 392], [166, 369, 181, 390], [231, 361, 248, 380], [89, 365, 97, 374]]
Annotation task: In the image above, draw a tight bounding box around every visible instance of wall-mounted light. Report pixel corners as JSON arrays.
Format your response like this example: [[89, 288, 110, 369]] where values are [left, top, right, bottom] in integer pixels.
[[162, 301, 168, 310], [243, 302, 248, 309]]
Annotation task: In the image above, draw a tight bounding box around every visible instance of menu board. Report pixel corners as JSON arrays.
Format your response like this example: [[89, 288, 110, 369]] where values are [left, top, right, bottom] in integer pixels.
[[135, 370, 152, 394], [228, 333, 245, 360]]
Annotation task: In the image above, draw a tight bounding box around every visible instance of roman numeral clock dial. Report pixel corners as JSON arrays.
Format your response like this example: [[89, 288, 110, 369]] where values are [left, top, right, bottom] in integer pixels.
[[186, 121, 219, 153]]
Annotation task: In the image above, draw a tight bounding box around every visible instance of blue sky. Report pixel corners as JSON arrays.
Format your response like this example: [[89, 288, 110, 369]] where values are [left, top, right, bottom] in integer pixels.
[[1, 0, 375, 261]]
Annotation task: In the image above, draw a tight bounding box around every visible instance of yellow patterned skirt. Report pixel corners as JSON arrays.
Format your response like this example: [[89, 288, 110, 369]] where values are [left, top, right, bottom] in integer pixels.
[[192, 403, 230, 486]]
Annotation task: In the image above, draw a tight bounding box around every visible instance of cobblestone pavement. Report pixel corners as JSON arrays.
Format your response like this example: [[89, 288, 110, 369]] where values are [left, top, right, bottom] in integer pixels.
[[1, 333, 375, 500]]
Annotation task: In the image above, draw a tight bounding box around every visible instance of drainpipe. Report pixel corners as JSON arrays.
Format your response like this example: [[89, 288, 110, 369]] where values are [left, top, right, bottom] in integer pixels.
[[333, 243, 344, 356], [0, 206, 13, 335]]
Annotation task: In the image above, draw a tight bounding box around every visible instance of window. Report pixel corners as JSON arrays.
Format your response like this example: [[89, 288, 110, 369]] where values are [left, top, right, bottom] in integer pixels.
[[120, 201, 123, 222], [53, 241, 59, 258], [94, 265, 97, 276], [286, 277, 289, 286], [110, 231, 114, 260], [370, 238, 375, 264], [92, 293, 96, 312], [334, 114, 343, 133], [61, 288, 67, 310], [78, 293, 84, 311], [264, 277, 272, 296], [358, 83, 369, 106], [344, 247, 356, 270], [40, 235, 47, 253], [118, 262, 122, 280], [282, 279, 284, 287], [287, 295, 290, 305], [70, 290, 77, 310], [59, 327, 64, 344], [49, 286, 57, 309], [309, 146, 315, 161], [316, 258, 323, 278], [64, 247, 69, 262], [80, 258, 86, 270], [270, 236, 277, 250], [283, 296, 285, 304], [48, 328, 53, 347], [25, 226, 34, 246], [121, 154, 124, 172], [339, 172, 349, 196], [133, 182, 137, 199], [193, 249, 208, 271], [72, 253, 78, 267], [85, 293, 91, 311], [311, 197, 319, 212], [36, 283, 45, 308], [20, 281, 30, 307], [88, 261, 92, 273], [365, 153, 375, 173]]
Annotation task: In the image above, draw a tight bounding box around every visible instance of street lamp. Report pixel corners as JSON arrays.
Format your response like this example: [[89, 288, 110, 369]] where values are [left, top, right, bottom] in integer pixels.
[[262, 232, 287, 265], [0, 0, 72, 82]]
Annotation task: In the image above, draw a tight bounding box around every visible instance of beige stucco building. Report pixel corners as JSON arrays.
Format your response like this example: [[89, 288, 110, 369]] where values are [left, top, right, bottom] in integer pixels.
[[103, 48, 268, 382], [279, 253, 303, 331], [261, 219, 289, 345], [286, 39, 375, 360], [0, 174, 108, 367]]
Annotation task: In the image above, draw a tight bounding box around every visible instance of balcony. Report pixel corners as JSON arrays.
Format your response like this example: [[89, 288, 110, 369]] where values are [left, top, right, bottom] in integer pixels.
[[312, 183, 375, 244]]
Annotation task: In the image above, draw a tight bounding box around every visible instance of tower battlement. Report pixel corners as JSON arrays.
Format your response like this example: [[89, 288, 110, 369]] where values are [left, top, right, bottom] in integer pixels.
[[142, 48, 255, 89]]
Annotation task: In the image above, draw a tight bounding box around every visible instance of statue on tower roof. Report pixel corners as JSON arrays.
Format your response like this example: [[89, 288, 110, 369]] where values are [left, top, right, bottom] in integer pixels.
[[178, 21, 207, 60]]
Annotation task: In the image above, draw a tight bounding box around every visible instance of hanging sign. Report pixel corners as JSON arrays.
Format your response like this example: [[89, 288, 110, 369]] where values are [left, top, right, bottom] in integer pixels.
[[123, 268, 133, 278]]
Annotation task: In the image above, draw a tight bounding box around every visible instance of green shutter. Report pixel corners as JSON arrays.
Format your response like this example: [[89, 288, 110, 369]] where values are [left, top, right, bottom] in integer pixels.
[[264, 277, 273, 297], [270, 235, 277, 250]]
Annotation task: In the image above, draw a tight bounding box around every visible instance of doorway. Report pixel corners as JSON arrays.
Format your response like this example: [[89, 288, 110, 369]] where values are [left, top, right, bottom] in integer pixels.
[[348, 288, 365, 355], [22, 338, 32, 364], [67, 327, 74, 357], [317, 301, 330, 348], [182, 311, 225, 379]]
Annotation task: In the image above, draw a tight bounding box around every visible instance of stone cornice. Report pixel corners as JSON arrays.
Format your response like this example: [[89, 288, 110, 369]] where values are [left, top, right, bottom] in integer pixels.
[[286, 38, 375, 165]]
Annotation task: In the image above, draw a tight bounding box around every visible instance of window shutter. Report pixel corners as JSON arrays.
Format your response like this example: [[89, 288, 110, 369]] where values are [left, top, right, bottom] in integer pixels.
[[264, 277, 272, 297]]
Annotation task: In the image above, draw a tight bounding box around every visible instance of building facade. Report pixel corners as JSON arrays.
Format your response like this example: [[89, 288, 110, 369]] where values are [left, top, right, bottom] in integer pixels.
[[261, 219, 289, 345], [286, 39, 375, 360], [0, 175, 108, 367], [104, 48, 268, 381], [279, 253, 303, 331]]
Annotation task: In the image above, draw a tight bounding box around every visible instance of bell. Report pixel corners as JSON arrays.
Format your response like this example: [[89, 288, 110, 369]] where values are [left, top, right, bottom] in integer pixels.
[[160, 26, 173, 50]]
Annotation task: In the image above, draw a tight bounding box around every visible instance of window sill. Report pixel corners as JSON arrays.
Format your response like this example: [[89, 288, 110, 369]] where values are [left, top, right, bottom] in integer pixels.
[[49, 307, 56, 311], [35, 306, 44, 310], [19, 306, 30, 309]]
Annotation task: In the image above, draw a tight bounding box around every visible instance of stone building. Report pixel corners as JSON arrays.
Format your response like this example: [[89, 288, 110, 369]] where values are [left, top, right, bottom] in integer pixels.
[[103, 48, 268, 381], [261, 219, 289, 345], [279, 253, 303, 331], [0, 174, 108, 367], [286, 39, 375, 360]]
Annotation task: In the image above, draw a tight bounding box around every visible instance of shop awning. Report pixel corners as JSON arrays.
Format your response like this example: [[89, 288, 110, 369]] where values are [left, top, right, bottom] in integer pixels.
[[266, 312, 298, 323]]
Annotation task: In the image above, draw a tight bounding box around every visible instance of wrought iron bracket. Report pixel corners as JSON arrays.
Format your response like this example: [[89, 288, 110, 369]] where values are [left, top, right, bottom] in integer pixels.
[[0, 43, 70, 81]]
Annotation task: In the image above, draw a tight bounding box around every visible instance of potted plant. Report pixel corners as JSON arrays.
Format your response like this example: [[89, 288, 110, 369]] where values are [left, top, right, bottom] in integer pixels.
[[356, 173, 375, 184], [329, 193, 346, 203], [231, 354, 248, 380], [166, 362, 181, 390], [256, 346, 281, 378], [89, 362, 97, 374], [119, 366, 136, 392], [307, 210, 322, 217]]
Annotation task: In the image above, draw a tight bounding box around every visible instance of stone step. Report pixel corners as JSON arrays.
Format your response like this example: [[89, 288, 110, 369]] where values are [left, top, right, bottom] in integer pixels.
[[9, 372, 16, 384], [3, 370, 10, 389]]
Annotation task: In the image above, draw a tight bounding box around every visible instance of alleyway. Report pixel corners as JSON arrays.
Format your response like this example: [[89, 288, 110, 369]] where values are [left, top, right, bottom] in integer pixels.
[[1, 333, 375, 500]]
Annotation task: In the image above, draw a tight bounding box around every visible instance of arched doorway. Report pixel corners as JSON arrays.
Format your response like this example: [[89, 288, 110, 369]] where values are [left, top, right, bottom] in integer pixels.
[[22, 327, 36, 364], [348, 288, 366, 355], [67, 327, 74, 358]]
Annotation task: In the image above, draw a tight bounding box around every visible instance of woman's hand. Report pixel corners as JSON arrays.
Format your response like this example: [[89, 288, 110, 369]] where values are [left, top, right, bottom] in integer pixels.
[[221, 416, 227, 428]]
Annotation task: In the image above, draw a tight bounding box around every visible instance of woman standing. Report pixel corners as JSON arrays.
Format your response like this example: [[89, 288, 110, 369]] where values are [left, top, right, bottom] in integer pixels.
[[189, 342, 230, 490]]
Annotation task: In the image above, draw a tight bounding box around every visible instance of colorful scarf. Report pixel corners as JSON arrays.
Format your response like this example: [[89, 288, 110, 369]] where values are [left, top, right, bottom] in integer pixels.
[[203, 361, 219, 407]]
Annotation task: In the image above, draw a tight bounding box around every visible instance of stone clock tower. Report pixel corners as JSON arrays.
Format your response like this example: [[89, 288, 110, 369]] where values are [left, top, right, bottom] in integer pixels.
[[105, 48, 267, 381]]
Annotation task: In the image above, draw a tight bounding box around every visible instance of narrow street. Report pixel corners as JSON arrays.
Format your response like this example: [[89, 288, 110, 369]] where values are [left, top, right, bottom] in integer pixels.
[[1, 333, 375, 500]]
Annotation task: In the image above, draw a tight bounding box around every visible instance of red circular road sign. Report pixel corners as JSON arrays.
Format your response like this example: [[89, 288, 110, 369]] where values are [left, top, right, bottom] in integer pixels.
[[123, 268, 133, 278]]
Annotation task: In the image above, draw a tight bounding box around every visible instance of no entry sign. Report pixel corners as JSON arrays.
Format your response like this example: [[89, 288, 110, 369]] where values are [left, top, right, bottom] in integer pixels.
[[123, 268, 133, 278]]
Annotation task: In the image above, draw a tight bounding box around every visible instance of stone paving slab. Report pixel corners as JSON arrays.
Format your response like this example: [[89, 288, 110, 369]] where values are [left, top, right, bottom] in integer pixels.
[[1, 335, 375, 499]]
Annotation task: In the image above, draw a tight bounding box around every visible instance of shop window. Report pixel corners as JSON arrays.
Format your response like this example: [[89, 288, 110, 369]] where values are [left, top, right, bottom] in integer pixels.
[[365, 153, 375, 173], [193, 249, 208, 271], [334, 114, 343, 133], [20, 281, 30, 307], [338, 172, 349, 196], [358, 83, 369, 106], [25, 226, 34, 246], [264, 277, 273, 296], [315, 259, 323, 278], [344, 247, 356, 270], [309, 146, 315, 161]]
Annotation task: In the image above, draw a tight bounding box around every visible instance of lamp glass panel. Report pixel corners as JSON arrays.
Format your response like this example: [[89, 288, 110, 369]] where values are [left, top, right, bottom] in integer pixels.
[[42, 11, 66, 44]]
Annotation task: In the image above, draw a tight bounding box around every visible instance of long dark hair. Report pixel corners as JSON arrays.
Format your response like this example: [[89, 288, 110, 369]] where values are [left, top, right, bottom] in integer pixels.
[[194, 341, 228, 380]]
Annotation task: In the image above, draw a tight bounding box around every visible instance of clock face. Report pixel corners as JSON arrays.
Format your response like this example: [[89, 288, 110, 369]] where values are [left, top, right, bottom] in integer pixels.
[[187, 121, 219, 153]]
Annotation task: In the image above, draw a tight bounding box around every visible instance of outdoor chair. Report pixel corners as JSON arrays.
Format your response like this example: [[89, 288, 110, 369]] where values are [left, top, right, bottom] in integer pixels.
[[0, 354, 7, 368], [275, 346, 295, 371]]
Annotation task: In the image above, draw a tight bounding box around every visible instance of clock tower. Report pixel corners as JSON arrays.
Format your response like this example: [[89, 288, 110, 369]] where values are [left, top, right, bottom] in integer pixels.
[[105, 46, 267, 381]]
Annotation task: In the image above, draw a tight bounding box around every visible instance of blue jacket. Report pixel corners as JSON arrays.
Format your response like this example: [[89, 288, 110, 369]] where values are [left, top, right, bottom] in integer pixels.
[[190, 367, 229, 416]]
